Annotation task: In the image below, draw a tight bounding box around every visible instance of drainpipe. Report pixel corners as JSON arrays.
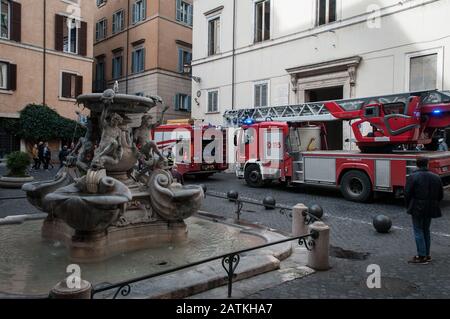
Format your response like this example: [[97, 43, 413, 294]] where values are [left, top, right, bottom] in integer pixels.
[[43, 0, 46, 105], [125, 0, 130, 94], [231, 0, 236, 110]]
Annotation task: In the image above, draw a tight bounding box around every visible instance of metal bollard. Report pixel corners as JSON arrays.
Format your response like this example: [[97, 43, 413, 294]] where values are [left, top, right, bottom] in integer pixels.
[[307, 221, 330, 271], [49, 278, 92, 299], [292, 204, 308, 237]]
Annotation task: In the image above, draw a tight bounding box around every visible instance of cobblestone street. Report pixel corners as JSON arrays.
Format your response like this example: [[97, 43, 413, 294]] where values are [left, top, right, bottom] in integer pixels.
[[1, 166, 450, 298]]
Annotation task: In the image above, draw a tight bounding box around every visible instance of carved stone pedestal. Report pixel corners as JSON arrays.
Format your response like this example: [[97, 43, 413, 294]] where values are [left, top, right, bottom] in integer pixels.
[[42, 217, 188, 263]]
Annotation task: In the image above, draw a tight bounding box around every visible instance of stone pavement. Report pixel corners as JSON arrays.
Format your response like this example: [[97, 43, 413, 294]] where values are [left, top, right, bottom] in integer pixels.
[[2, 167, 450, 298]]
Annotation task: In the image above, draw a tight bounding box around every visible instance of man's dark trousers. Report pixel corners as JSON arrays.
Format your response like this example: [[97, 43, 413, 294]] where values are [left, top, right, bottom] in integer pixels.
[[412, 215, 432, 257]]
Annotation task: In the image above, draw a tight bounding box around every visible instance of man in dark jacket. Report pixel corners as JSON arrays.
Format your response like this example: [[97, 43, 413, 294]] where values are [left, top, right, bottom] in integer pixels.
[[37, 141, 45, 170], [405, 157, 444, 264]]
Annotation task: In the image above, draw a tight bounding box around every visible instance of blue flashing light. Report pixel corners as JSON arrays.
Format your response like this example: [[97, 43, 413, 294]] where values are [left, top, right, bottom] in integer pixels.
[[433, 109, 442, 115], [244, 118, 255, 125]]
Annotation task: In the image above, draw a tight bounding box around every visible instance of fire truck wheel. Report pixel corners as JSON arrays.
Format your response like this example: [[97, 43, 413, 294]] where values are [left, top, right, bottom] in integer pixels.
[[244, 164, 265, 188], [340, 170, 372, 202]]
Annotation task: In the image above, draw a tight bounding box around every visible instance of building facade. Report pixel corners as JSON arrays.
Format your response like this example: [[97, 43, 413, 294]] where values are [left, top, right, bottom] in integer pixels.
[[0, 0, 95, 157], [192, 0, 450, 150], [93, 0, 193, 120]]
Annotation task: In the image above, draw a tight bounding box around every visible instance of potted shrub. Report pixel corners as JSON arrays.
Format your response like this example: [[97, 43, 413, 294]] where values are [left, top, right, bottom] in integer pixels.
[[0, 151, 34, 188]]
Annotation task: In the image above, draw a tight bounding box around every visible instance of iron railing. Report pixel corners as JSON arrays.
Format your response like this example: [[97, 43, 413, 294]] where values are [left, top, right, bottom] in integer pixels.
[[204, 191, 323, 225], [90, 231, 318, 299]]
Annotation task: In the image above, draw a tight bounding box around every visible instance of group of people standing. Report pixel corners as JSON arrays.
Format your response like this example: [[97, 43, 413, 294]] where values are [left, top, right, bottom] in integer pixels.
[[31, 142, 52, 170], [31, 142, 72, 171]]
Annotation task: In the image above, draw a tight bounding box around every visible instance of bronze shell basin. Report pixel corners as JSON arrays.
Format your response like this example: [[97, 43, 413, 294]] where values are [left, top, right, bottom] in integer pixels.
[[44, 176, 132, 233]]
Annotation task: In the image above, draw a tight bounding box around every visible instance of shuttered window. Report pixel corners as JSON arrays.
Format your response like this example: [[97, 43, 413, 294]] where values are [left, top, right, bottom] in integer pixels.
[[96, 18, 107, 41], [0, 61, 16, 91], [254, 0, 270, 43], [317, 0, 336, 26], [207, 90, 219, 113], [112, 54, 123, 79], [177, 48, 192, 73], [112, 9, 124, 34], [131, 47, 145, 73], [176, 0, 193, 26], [208, 17, 220, 56], [174, 93, 191, 112], [55, 14, 87, 56], [254, 83, 268, 108], [1, 1, 20, 41], [61, 72, 82, 99], [132, 0, 146, 24]]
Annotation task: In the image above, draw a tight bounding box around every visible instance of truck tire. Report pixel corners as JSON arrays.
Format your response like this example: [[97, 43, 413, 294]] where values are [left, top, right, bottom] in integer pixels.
[[340, 170, 372, 202], [244, 164, 265, 188]]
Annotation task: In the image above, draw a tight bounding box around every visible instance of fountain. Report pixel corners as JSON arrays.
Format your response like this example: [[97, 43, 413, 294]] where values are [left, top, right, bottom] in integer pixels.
[[0, 88, 303, 299], [22, 88, 204, 263]]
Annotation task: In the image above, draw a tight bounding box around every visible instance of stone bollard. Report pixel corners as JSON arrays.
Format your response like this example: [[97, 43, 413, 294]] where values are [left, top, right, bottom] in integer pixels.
[[292, 204, 308, 237], [49, 278, 92, 299], [307, 221, 330, 271]]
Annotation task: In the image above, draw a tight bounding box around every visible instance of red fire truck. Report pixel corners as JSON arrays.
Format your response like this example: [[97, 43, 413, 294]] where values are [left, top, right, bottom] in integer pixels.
[[152, 120, 228, 177], [225, 90, 450, 202]]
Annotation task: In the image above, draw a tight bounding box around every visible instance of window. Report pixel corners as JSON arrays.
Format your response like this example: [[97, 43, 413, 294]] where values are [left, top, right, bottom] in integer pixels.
[[178, 48, 192, 73], [96, 0, 106, 7], [317, 0, 336, 26], [409, 53, 438, 91], [61, 72, 82, 99], [254, 0, 270, 43], [0, 61, 16, 91], [176, 0, 193, 26], [207, 90, 219, 113], [254, 82, 268, 107], [208, 18, 220, 56], [96, 19, 107, 41], [55, 15, 86, 56], [132, 0, 146, 24], [112, 10, 124, 34], [174, 93, 191, 112], [0, 62, 6, 89], [1, 0, 9, 39], [112, 54, 123, 79], [96, 59, 105, 82], [63, 18, 78, 54], [131, 47, 145, 73]]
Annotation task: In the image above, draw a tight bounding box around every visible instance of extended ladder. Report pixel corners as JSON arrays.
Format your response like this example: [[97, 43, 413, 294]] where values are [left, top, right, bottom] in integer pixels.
[[223, 90, 444, 126]]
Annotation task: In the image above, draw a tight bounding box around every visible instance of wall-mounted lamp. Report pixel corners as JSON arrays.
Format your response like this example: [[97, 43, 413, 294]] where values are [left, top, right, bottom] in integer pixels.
[[183, 63, 201, 83]]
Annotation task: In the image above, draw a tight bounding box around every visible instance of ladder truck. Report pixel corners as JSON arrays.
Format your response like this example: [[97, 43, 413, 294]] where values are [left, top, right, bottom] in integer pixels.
[[224, 90, 450, 202]]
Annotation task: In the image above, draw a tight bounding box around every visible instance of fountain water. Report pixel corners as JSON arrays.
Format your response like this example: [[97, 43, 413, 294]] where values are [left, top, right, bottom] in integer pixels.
[[22, 89, 204, 263]]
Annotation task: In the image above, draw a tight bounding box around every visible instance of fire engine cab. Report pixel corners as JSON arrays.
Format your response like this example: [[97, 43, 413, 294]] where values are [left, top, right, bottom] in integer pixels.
[[152, 120, 228, 177], [225, 90, 450, 202]]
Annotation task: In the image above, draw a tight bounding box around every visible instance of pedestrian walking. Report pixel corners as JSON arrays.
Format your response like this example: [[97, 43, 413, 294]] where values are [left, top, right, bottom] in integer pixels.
[[31, 144, 39, 170], [43, 143, 52, 170], [405, 157, 444, 265], [58, 145, 69, 168], [37, 141, 45, 169]]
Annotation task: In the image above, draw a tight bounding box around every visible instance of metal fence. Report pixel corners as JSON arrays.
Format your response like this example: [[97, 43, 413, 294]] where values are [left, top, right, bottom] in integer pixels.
[[90, 230, 318, 299]]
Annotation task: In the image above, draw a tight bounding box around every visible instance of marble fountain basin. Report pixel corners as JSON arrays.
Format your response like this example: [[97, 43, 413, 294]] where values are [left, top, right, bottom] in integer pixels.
[[0, 214, 292, 298]]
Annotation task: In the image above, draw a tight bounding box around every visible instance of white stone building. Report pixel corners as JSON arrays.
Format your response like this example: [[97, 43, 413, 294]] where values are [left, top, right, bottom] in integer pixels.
[[191, 0, 450, 150]]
